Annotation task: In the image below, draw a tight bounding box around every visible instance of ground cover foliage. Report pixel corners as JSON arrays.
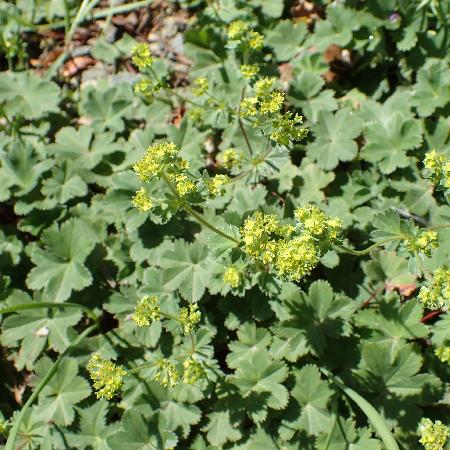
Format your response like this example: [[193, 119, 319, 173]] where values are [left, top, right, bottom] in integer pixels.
[[0, 0, 450, 448]]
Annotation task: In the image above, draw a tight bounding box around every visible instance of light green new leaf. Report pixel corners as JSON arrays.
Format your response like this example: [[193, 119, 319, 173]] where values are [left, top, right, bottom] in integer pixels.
[[26, 218, 98, 302], [36, 357, 91, 426], [308, 108, 363, 170], [411, 58, 450, 117], [160, 240, 213, 302], [0, 71, 60, 119]]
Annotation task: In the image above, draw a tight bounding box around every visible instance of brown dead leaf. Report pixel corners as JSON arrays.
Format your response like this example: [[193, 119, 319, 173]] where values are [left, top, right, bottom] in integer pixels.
[[61, 56, 95, 78], [291, 0, 322, 23], [279, 63, 294, 85], [385, 281, 417, 297]]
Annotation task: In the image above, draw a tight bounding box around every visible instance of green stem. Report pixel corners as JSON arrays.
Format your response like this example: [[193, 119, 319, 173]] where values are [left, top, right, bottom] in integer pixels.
[[22, 0, 153, 32], [160, 172, 239, 244], [337, 222, 450, 256], [0, 302, 98, 321], [323, 397, 338, 450], [336, 236, 405, 256], [322, 369, 400, 450], [5, 323, 99, 450], [428, 222, 450, 230]]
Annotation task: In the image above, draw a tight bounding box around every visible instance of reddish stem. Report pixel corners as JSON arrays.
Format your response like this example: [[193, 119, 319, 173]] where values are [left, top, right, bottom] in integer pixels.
[[421, 310, 443, 323]]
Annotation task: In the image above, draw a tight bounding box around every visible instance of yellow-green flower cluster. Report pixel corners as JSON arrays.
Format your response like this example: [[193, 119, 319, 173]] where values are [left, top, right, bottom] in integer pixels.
[[153, 358, 180, 388], [424, 150, 450, 190], [132, 188, 154, 213], [227, 20, 264, 50], [183, 356, 205, 384], [419, 418, 450, 450], [134, 77, 160, 99], [179, 303, 201, 334], [192, 77, 208, 96], [173, 173, 196, 197], [406, 230, 439, 257], [240, 64, 260, 80], [218, 148, 243, 169], [223, 266, 241, 288], [435, 346, 450, 364], [241, 206, 341, 281], [133, 141, 180, 182], [275, 235, 319, 281], [239, 77, 307, 146], [295, 204, 342, 246], [131, 42, 153, 71], [206, 174, 230, 197], [132, 141, 197, 200], [418, 266, 450, 309], [270, 112, 308, 146], [132, 295, 160, 326], [87, 354, 127, 400]]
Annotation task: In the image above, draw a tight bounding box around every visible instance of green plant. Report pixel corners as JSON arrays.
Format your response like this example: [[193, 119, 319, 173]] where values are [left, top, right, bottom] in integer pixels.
[[1, 0, 450, 449]]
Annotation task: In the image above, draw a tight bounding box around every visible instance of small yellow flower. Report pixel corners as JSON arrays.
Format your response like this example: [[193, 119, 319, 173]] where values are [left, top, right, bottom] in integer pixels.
[[206, 174, 230, 197], [255, 77, 276, 98], [407, 230, 439, 256], [418, 266, 450, 310], [423, 149, 450, 189], [218, 148, 243, 169], [179, 303, 201, 334], [87, 354, 127, 400], [192, 77, 208, 96], [153, 358, 179, 388], [259, 91, 285, 114], [295, 204, 342, 245], [239, 97, 258, 117], [132, 188, 154, 212], [247, 31, 264, 50], [275, 235, 319, 281], [223, 266, 241, 288], [174, 173, 196, 197], [419, 418, 449, 450], [183, 356, 205, 384], [131, 42, 153, 70], [133, 141, 179, 182], [227, 20, 248, 40], [132, 296, 160, 326], [435, 346, 450, 364], [240, 64, 260, 80]]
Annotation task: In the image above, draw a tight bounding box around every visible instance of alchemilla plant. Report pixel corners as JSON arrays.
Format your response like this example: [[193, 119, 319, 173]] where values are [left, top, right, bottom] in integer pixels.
[[1, 1, 450, 449]]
